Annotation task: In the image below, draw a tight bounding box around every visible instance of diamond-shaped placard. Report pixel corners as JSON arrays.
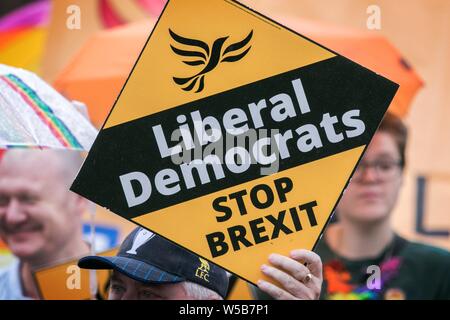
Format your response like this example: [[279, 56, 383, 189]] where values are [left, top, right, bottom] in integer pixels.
[[71, 0, 398, 285]]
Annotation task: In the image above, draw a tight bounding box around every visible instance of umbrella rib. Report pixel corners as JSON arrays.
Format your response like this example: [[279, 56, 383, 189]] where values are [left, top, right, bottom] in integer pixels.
[[1, 74, 83, 149]]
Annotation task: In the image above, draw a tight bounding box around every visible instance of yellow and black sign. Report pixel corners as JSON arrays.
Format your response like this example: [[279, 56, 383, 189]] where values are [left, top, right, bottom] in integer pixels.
[[71, 0, 398, 285], [33, 248, 117, 300]]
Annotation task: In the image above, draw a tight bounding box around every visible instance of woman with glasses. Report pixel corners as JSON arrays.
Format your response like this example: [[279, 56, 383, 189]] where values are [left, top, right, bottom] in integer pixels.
[[252, 113, 449, 300], [315, 113, 450, 300]]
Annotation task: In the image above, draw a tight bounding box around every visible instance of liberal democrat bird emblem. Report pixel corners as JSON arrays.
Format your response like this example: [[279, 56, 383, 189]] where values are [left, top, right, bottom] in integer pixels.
[[169, 29, 253, 93]]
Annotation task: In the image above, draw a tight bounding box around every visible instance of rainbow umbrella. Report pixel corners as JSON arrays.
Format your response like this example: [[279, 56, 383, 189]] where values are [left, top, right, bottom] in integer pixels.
[[0, 64, 97, 150], [0, 0, 49, 31], [0, 0, 50, 73]]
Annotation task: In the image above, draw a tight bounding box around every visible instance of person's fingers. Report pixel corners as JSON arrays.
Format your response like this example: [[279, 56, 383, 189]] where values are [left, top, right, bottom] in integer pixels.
[[257, 279, 297, 300], [268, 253, 321, 294], [289, 249, 323, 278], [260, 264, 314, 299], [268, 253, 311, 282]]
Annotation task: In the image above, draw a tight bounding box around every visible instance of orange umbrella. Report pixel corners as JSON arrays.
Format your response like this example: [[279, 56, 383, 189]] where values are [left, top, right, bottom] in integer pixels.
[[54, 19, 156, 127], [41, 0, 166, 82], [54, 16, 422, 127], [276, 16, 424, 118]]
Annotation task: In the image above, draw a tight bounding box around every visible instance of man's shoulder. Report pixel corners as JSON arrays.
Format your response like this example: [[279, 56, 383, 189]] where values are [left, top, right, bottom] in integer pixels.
[[400, 239, 450, 279], [0, 259, 25, 300], [402, 240, 450, 262], [0, 260, 17, 280], [399, 240, 450, 298]]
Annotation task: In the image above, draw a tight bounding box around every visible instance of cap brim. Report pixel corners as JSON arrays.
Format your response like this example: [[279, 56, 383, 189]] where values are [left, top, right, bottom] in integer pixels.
[[78, 256, 185, 284]]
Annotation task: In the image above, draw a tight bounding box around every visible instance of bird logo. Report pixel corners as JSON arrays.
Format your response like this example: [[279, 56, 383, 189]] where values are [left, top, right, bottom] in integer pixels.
[[169, 29, 253, 93]]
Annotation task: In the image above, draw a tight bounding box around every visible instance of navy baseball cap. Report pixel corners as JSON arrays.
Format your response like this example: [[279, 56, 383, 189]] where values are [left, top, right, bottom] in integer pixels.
[[78, 227, 229, 298]]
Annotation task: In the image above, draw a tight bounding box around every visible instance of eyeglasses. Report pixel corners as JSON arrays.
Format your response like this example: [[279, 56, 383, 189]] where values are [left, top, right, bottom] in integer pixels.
[[352, 159, 402, 182]]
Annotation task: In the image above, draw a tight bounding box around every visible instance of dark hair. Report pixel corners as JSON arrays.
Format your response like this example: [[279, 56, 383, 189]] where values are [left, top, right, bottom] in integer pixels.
[[378, 112, 408, 169]]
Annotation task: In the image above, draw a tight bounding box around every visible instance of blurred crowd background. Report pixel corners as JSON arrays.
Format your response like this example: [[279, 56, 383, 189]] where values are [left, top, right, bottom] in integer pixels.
[[0, 0, 448, 299]]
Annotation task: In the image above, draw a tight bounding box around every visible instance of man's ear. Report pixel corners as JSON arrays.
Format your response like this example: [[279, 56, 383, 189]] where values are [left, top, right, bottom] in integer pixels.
[[399, 169, 405, 187], [72, 194, 89, 217]]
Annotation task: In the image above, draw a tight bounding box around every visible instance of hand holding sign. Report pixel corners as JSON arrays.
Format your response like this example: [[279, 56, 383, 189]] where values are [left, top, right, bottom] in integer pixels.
[[257, 250, 322, 300]]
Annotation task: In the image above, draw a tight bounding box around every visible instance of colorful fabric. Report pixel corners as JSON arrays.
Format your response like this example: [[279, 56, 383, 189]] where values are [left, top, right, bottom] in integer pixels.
[[316, 234, 450, 300], [99, 0, 166, 27], [250, 234, 450, 300], [0, 74, 82, 149], [0, 0, 50, 31], [324, 257, 402, 300]]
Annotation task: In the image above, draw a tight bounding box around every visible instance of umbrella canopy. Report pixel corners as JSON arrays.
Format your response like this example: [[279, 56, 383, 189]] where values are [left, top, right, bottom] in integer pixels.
[[0, 0, 50, 73], [41, 0, 164, 83], [54, 16, 422, 128], [0, 64, 97, 150], [0, 0, 50, 31], [99, 0, 166, 28], [54, 19, 156, 127], [276, 17, 424, 118]]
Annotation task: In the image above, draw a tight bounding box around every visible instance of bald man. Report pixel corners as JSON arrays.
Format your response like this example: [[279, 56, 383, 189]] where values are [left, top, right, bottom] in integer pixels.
[[0, 150, 89, 299]]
